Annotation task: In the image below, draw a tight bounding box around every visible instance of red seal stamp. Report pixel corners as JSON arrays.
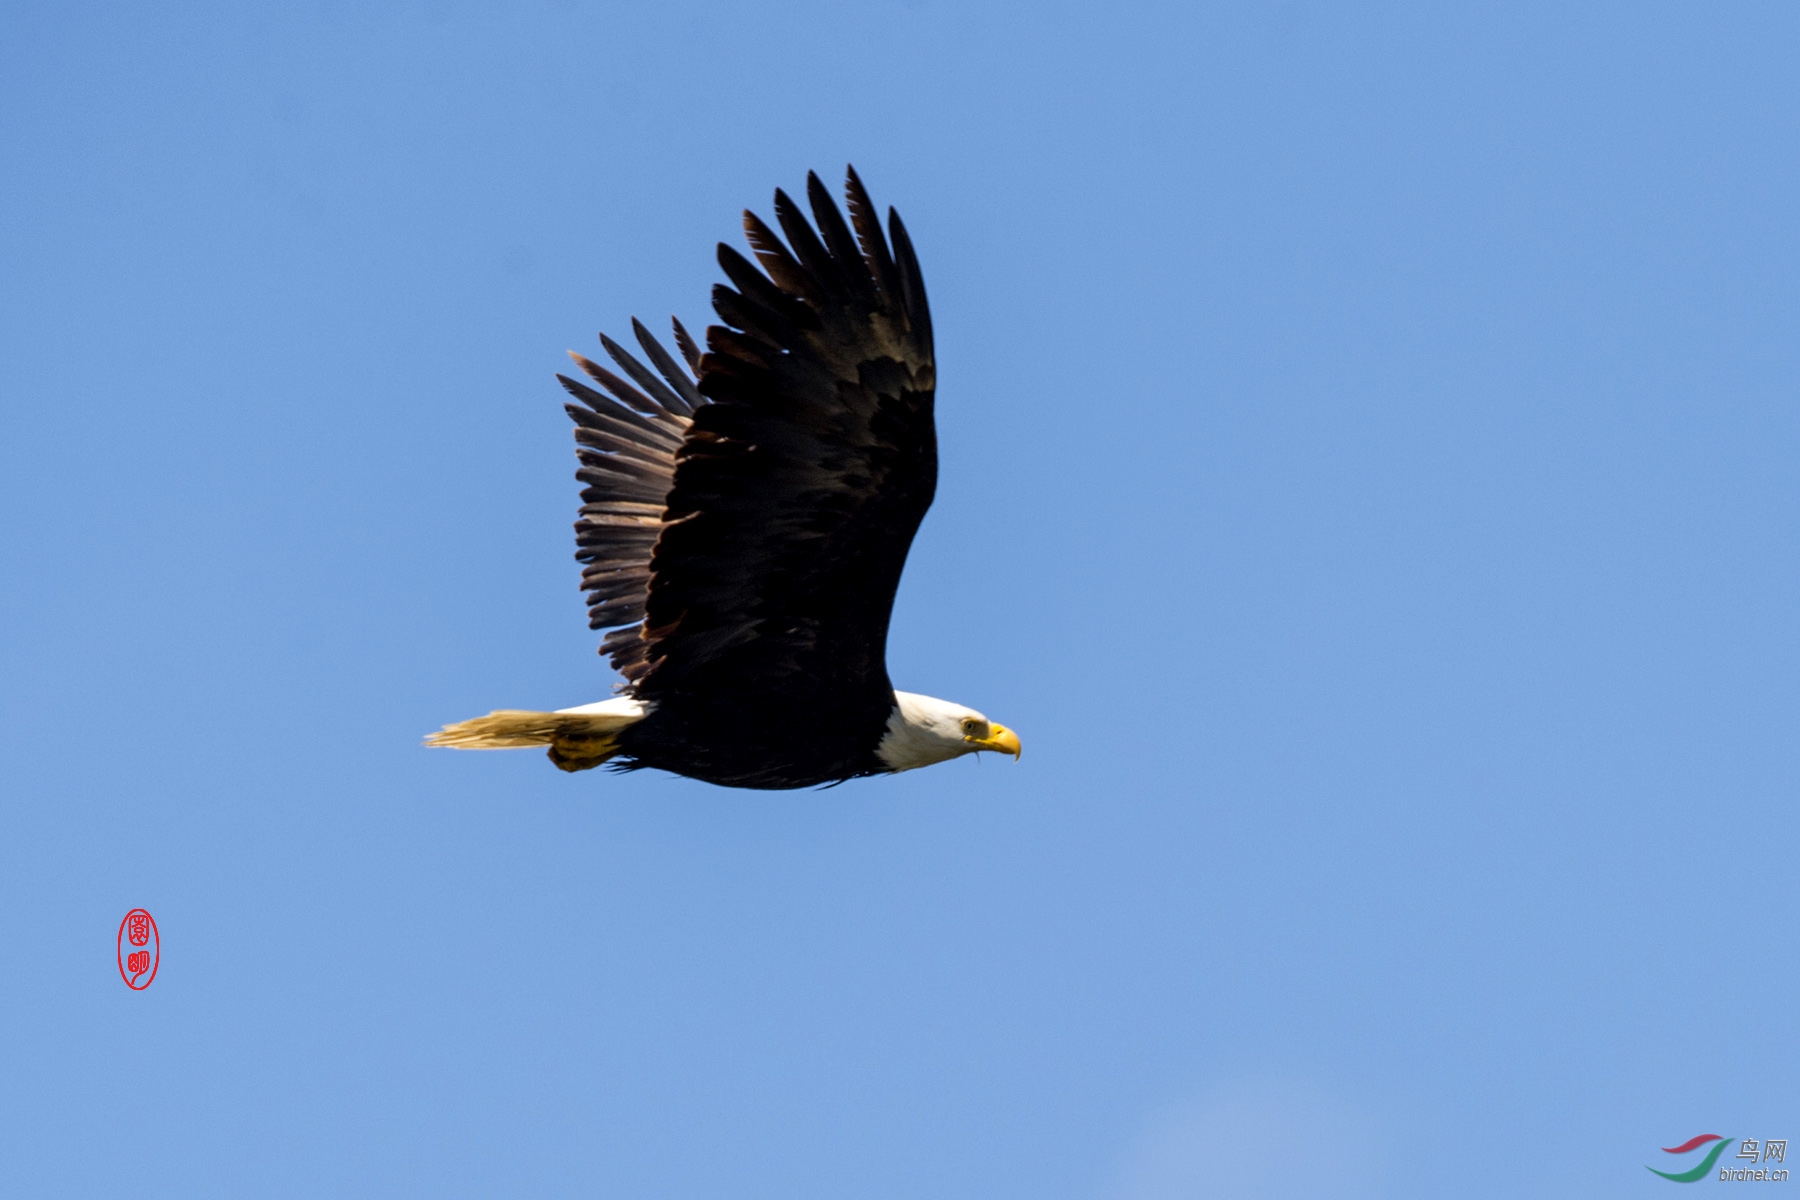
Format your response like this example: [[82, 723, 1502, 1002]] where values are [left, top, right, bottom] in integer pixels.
[[117, 908, 159, 990]]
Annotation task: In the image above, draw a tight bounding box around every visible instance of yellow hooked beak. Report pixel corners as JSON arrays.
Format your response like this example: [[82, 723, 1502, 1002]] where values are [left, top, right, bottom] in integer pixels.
[[967, 723, 1022, 760]]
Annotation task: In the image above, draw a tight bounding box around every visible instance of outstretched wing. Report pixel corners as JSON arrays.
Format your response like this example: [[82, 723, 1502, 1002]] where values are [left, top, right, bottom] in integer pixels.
[[557, 317, 707, 685], [631, 167, 937, 714]]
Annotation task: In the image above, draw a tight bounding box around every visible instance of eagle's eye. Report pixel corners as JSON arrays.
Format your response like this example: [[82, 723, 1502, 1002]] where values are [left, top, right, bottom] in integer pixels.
[[961, 717, 987, 739]]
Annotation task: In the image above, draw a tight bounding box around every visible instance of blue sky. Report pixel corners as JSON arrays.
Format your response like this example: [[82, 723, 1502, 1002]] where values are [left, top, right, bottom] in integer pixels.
[[3, 2, 1796, 1196]]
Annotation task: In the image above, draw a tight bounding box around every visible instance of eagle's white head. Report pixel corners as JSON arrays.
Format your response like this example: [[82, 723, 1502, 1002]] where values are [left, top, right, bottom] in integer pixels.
[[876, 690, 1023, 773]]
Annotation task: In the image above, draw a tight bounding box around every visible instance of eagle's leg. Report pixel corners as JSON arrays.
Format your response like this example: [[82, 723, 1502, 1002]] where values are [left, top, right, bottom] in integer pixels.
[[424, 698, 646, 773]]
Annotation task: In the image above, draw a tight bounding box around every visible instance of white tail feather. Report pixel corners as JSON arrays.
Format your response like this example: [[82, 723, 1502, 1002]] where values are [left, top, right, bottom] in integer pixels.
[[425, 698, 646, 772]]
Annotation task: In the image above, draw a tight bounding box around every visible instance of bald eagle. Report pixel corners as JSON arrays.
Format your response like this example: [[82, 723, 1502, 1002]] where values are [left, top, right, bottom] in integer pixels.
[[427, 168, 1020, 789]]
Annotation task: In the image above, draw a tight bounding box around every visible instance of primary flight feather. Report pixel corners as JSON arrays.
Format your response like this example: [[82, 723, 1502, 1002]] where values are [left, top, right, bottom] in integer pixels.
[[427, 167, 1020, 789]]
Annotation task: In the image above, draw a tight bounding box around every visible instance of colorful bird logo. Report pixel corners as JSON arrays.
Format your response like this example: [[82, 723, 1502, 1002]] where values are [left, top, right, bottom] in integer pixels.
[[1648, 1134, 1735, 1182]]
